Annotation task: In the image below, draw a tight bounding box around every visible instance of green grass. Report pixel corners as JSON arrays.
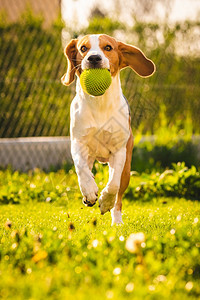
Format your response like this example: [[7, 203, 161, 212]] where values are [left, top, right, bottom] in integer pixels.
[[0, 165, 200, 299]]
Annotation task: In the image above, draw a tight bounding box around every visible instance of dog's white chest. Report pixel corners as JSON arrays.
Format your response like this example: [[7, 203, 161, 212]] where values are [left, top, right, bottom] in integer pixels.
[[81, 113, 129, 159], [70, 74, 130, 160]]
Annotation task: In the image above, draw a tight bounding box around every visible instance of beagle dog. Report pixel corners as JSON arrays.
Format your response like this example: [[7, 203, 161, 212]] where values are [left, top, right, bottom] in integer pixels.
[[61, 34, 155, 225]]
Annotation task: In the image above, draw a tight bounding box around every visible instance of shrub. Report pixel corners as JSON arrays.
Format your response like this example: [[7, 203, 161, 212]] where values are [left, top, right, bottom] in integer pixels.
[[0, 12, 200, 137]]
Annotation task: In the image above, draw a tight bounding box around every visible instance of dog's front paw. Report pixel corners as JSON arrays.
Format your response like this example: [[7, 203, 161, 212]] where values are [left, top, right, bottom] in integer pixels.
[[80, 178, 98, 207], [82, 196, 97, 207], [98, 188, 116, 214]]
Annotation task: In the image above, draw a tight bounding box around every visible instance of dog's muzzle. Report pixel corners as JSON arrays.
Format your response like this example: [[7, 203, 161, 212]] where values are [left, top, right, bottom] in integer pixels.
[[87, 54, 102, 68]]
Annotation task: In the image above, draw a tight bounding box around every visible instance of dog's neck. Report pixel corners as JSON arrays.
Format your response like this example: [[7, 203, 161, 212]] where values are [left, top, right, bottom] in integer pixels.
[[76, 72, 123, 112]]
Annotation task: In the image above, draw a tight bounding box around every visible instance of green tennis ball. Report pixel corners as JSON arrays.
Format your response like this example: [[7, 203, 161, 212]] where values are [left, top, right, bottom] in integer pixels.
[[80, 68, 112, 96]]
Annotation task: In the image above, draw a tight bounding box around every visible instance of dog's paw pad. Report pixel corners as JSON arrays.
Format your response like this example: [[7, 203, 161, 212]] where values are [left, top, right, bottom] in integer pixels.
[[82, 197, 97, 207]]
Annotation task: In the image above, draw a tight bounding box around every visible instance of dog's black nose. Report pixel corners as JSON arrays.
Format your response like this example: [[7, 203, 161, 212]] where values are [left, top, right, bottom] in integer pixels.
[[88, 55, 102, 65]]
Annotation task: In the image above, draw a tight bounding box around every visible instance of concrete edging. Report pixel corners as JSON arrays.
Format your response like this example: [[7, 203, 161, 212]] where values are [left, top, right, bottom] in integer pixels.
[[0, 136, 72, 171], [0, 135, 199, 171]]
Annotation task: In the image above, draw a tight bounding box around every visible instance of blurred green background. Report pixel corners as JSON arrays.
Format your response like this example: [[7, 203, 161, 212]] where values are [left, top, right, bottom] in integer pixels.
[[0, 2, 199, 138], [0, 1, 199, 171]]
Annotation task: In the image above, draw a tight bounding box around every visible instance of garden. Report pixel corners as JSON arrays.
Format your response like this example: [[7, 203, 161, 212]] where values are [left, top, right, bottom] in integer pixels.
[[0, 161, 200, 299]]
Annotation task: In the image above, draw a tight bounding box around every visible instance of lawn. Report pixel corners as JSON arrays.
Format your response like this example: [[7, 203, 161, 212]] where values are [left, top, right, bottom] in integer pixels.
[[0, 166, 200, 300]]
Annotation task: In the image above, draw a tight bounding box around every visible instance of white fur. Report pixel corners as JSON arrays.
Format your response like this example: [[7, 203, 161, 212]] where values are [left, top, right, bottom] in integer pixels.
[[70, 35, 130, 224], [81, 35, 110, 70], [111, 207, 124, 226]]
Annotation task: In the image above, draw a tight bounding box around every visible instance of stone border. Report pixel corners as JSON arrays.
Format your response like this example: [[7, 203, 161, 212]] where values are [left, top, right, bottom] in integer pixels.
[[0, 137, 72, 171], [0, 136, 199, 172]]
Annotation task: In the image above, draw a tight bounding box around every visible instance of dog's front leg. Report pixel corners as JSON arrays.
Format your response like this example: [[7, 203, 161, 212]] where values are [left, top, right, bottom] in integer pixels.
[[71, 140, 98, 206], [99, 147, 126, 214]]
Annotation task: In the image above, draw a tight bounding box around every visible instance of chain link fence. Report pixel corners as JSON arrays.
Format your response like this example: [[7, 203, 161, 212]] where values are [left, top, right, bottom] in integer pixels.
[[0, 0, 200, 170]]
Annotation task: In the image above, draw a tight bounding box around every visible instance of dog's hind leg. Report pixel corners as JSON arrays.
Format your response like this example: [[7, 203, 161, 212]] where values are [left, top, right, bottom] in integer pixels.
[[111, 131, 134, 225]]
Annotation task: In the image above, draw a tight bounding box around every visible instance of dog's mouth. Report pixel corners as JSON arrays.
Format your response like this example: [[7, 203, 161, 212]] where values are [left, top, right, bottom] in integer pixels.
[[79, 68, 111, 74]]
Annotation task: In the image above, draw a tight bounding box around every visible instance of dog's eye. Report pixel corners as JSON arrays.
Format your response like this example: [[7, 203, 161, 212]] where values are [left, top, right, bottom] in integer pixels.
[[80, 45, 88, 53], [104, 45, 112, 51]]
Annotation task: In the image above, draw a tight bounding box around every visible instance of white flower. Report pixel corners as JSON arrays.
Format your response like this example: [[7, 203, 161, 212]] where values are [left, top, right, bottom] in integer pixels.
[[119, 236, 124, 241], [155, 275, 166, 282], [30, 183, 36, 188], [148, 285, 155, 291], [125, 232, 145, 253], [113, 267, 121, 275], [125, 282, 134, 293], [106, 290, 114, 299], [92, 239, 99, 248], [185, 281, 193, 291], [11, 243, 18, 250], [27, 268, 32, 274]]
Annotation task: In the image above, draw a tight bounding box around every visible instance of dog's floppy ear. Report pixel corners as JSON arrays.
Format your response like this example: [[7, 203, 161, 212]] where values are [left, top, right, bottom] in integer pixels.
[[118, 41, 155, 77], [61, 39, 78, 86]]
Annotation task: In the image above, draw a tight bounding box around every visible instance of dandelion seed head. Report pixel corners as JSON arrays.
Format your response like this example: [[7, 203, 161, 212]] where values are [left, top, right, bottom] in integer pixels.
[[170, 229, 176, 235], [113, 267, 121, 275], [185, 281, 193, 291], [27, 268, 32, 274], [125, 282, 134, 292], [11, 243, 18, 250], [106, 290, 114, 299], [92, 239, 99, 248], [30, 183, 36, 188], [125, 232, 145, 253], [148, 285, 155, 291], [156, 275, 166, 282], [119, 236, 124, 241]]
